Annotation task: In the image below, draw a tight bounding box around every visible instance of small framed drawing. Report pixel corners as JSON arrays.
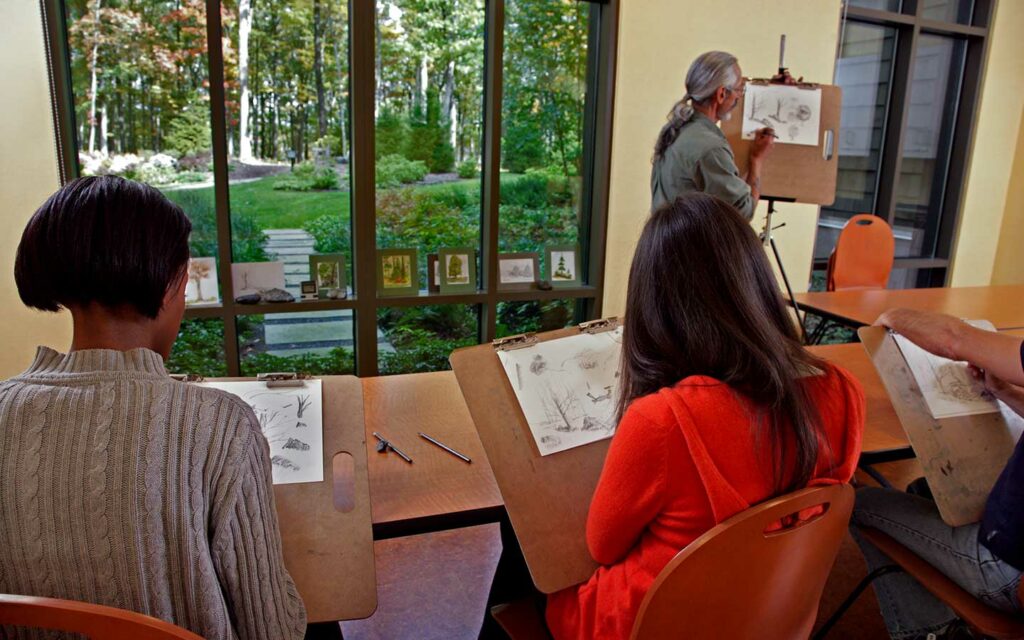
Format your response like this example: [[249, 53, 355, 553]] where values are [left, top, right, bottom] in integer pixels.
[[545, 245, 581, 288], [498, 252, 539, 291], [426, 253, 441, 293], [438, 247, 477, 294], [309, 253, 346, 299], [231, 261, 286, 297], [377, 248, 419, 297], [185, 257, 220, 306]]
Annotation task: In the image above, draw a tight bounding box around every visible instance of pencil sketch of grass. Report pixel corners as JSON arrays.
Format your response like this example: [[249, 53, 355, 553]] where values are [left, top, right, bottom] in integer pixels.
[[271, 455, 301, 471], [283, 438, 311, 451]]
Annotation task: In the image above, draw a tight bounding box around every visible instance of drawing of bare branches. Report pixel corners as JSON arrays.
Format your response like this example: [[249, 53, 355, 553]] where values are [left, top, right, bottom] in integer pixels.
[[296, 395, 312, 418]]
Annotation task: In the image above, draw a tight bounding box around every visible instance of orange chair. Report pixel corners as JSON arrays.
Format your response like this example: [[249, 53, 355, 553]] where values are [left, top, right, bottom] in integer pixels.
[[0, 594, 203, 639], [816, 527, 1024, 640], [825, 214, 894, 292], [492, 484, 854, 640]]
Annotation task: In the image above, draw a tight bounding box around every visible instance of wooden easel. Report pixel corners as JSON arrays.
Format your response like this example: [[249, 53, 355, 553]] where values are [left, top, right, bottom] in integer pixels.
[[449, 320, 620, 593], [858, 327, 1018, 526]]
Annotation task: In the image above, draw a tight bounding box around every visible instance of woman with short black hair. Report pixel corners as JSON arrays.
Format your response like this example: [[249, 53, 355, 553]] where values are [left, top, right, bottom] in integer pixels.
[[0, 176, 306, 640]]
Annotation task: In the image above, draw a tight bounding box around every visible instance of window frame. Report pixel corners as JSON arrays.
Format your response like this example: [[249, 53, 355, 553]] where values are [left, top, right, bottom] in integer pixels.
[[816, 0, 993, 286], [40, 0, 619, 376]]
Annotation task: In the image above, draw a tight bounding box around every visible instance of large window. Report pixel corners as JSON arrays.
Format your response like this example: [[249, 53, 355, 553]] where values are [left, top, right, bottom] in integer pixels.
[[45, 0, 618, 377], [813, 0, 991, 289]]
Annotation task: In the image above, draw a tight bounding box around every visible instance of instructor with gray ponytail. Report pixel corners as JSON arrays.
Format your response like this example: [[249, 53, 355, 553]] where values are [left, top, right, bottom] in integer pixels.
[[651, 51, 775, 220]]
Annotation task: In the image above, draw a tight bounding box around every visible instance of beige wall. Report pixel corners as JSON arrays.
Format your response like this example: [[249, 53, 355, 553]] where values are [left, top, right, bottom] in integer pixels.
[[0, 0, 71, 376], [601, 0, 843, 316], [949, 0, 1024, 286], [991, 108, 1024, 285]]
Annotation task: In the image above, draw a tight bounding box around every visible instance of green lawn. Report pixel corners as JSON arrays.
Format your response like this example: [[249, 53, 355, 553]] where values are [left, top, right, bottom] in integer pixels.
[[163, 174, 510, 230]]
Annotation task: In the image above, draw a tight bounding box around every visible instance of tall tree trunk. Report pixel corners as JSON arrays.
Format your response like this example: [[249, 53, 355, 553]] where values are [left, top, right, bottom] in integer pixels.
[[237, 0, 254, 161], [86, 0, 102, 153], [100, 102, 109, 155], [441, 60, 456, 150], [313, 0, 327, 140], [333, 30, 347, 158]]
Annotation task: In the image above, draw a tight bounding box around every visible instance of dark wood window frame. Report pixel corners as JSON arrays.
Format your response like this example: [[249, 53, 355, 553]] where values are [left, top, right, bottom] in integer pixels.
[[39, 0, 619, 376], [815, 0, 994, 286]]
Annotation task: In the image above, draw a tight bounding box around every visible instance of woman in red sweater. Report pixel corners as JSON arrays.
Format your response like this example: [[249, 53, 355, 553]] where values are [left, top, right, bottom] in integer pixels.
[[545, 194, 865, 639]]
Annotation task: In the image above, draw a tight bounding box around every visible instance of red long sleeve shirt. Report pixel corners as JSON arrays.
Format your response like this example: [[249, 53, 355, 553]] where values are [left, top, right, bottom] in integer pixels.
[[546, 364, 865, 639]]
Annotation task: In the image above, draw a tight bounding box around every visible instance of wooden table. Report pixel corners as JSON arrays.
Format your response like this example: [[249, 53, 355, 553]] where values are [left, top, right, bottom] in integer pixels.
[[792, 285, 1024, 330], [361, 371, 504, 539]]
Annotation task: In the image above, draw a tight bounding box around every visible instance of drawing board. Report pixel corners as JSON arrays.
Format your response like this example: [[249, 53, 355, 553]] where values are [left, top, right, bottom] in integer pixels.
[[497, 327, 622, 455], [451, 323, 622, 593], [742, 84, 821, 146], [859, 326, 1018, 526], [722, 82, 842, 205], [200, 380, 325, 485]]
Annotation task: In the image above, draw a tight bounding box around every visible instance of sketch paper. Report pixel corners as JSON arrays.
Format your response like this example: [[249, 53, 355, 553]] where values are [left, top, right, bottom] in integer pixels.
[[742, 85, 822, 146], [893, 320, 1001, 419], [500, 258, 535, 284], [185, 257, 219, 306], [497, 327, 622, 456], [231, 262, 286, 297], [199, 380, 325, 485]]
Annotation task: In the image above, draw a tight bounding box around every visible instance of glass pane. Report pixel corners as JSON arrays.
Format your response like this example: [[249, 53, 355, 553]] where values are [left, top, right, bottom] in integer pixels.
[[375, 0, 486, 294], [223, 0, 352, 302], [920, 0, 974, 24], [496, 299, 579, 338], [238, 311, 355, 376], [168, 318, 228, 378], [887, 267, 945, 289], [893, 35, 966, 258], [64, 1, 220, 284], [814, 22, 897, 261], [377, 305, 479, 375], [499, 0, 590, 284], [847, 0, 902, 11]]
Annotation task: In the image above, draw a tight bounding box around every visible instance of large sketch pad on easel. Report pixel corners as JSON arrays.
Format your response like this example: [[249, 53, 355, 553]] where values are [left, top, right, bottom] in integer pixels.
[[742, 85, 822, 146]]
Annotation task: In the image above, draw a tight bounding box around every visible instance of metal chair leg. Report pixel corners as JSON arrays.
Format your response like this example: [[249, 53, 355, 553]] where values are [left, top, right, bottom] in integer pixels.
[[812, 565, 904, 639]]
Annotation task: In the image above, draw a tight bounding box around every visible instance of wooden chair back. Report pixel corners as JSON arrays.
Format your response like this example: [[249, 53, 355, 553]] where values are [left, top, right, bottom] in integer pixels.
[[826, 214, 894, 291], [629, 484, 854, 640], [0, 595, 203, 639], [861, 528, 1024, 640]]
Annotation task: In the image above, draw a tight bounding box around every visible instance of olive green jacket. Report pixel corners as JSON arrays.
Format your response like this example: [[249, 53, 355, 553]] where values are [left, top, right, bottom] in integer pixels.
[[650, 112, 754, 219]]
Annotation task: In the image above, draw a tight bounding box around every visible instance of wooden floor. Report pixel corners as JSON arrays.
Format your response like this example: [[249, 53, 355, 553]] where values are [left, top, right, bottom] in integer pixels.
[[328, 460, 925, 639]]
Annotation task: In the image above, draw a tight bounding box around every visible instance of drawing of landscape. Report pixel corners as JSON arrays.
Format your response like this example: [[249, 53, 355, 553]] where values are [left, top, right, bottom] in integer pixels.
[[893, 321, 1000, 419], [199, 380, 324, 484], [742, 85, 822, 146], [498, 326, 623, 455]]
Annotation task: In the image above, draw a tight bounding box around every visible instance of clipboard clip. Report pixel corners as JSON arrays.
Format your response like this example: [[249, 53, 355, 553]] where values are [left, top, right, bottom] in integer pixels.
[[577, 317, 620, 334], [169, 373, 205, 383], [257, 372, 312, 388], [492, 332, 539, 351]]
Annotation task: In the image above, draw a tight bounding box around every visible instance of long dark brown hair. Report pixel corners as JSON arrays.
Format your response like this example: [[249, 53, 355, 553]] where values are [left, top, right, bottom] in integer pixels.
[[617, 194, 827, 493]]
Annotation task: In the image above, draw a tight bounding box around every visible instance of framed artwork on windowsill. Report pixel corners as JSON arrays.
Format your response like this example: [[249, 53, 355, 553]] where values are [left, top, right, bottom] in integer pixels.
[[497, 252, 540, 292], [377, 248, 419, 297]]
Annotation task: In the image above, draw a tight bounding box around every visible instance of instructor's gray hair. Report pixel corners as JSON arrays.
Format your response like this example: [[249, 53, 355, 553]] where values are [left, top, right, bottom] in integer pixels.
[[653, 51, 739, 160]]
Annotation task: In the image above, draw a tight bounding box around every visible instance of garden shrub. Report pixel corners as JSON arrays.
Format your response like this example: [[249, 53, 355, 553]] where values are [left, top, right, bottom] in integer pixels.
[[303, 213, 351, 254], [167, 318, 229, 378], [164, 188, 268, 263], [273, 162, 340, 191], [375, 109, 408, 159], [241, 348, 355, 377], [456, 160, 478, 179], [166, 103, 212, 156], [376, 155, 428, 187], [377, 305, 477, 375]]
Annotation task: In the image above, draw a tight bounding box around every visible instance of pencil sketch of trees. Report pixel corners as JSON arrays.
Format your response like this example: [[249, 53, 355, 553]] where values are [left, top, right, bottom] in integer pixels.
[[283, 437, 311, 451], [296, 394, 312, 418], [271, 455, 301, 471]]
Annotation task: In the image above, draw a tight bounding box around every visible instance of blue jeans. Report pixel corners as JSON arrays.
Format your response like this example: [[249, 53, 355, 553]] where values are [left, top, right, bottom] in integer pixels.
[[851, 487, 1022, 639]]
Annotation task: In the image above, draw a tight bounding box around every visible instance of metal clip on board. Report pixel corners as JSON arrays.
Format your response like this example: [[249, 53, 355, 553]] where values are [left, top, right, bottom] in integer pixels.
[[169, 373, 206, 383], [491, 317, 621, 352], [256, 372, 312, 388]]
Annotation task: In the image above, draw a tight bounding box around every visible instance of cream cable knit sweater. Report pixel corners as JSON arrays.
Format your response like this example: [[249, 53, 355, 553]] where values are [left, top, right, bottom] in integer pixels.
[[0, 347, 306, 639]]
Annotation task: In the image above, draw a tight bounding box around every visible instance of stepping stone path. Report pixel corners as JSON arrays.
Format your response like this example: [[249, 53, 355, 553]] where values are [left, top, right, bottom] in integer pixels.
[[261, 229, 393, 358]]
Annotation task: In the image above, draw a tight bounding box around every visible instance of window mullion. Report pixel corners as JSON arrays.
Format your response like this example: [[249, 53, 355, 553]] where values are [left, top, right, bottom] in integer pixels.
[[480, 0, 504, 343]]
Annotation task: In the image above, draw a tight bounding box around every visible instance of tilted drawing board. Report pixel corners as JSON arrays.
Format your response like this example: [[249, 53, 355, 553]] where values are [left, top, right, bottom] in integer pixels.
[[858, 327, 1018, 526], [200, 375, 376, 621], [449, 319, 621, 593], [721, 82, 842, 205]]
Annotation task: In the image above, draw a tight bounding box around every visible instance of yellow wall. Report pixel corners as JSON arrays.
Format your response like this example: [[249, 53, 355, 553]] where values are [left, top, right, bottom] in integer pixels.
[[950, 0, 1024, 286], [990, 108, 1024, 285], [601, 0, 843, 316], [0, 0, 71, 376]]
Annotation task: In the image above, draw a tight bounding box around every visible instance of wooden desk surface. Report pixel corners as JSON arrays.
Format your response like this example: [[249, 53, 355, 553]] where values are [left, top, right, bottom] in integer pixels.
[[807, 343, 909, 454], [361, 371, 503, 537], [792, 285, 1024, 329]]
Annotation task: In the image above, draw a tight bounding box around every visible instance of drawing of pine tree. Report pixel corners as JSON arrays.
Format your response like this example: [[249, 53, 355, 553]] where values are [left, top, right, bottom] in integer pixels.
[[553, 255, 572, 279]]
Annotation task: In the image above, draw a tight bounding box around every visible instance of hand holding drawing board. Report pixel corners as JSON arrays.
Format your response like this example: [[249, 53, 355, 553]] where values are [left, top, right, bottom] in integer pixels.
[[859, 325, 1018, 526]]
